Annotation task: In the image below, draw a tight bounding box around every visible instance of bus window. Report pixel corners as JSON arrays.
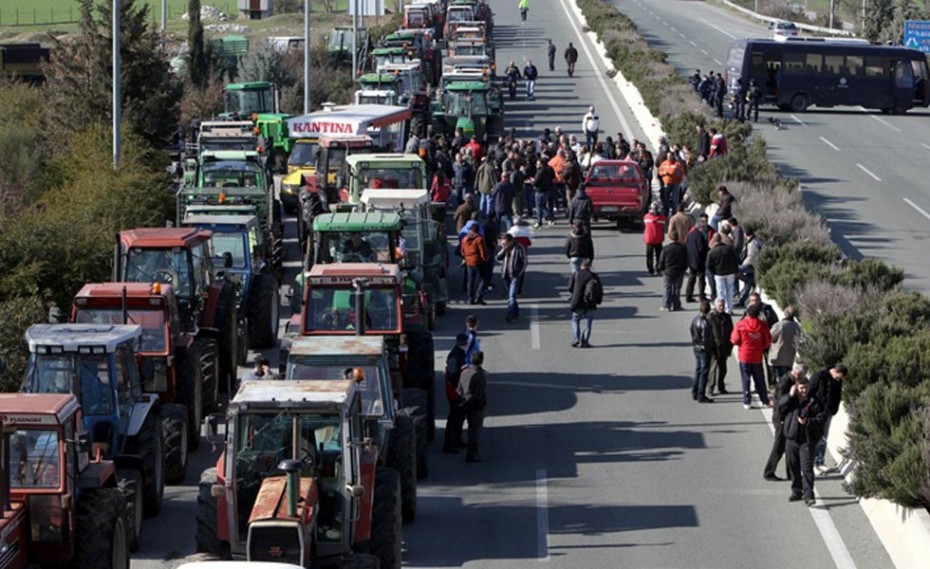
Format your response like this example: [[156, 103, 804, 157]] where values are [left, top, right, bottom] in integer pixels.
[[824, 55, 843, 76], [784, 52, 805, 75], [804, 53, 822, 74], [845, 55, 863, 77], [865, 57, 890, 78], [894, 60, 914, 89], [751, 53, 766, 75]]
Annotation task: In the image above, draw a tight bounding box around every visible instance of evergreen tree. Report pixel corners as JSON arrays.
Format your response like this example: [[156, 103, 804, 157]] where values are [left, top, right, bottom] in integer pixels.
[[188, 0, 208, 88], [863, 0, 896, 41]]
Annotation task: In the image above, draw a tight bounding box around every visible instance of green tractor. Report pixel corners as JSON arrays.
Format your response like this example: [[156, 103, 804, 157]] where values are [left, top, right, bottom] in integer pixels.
[[342, 154, 428, 205], [223, 81, 293, 171], [431, 80, 504, 142]]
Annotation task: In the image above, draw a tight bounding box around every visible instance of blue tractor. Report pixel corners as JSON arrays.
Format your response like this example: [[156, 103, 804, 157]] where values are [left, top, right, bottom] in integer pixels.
[[182, 214, 280, 350], [22, 323, 166, 550]]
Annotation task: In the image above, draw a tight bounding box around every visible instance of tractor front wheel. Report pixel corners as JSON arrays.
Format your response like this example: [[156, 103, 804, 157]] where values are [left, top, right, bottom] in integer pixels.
[[73, 488, 130, 569], [196, 467, 232, 558], [370, 468, 402, 569]]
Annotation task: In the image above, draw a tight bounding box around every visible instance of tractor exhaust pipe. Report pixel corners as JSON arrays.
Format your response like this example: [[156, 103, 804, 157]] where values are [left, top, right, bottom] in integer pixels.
[[277, 459, 302, 518], [122, 286, 129, 325], [1, 428, 11, 512], [352, 277, 369, 335]]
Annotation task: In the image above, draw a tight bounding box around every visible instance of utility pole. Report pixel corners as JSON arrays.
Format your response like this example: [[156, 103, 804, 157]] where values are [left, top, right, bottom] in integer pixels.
[[352, 0, 358, 78], [113, 0, 121, 170], [304, 0, 310, 114], [161, 0, 166, 37], [829, 0, 835, 29]]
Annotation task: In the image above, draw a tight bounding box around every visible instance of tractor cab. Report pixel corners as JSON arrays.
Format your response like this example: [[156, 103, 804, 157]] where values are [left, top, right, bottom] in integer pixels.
[[299, 264, 404, 337], [223, 81, 276, 117], [343, 154, 427, 204]]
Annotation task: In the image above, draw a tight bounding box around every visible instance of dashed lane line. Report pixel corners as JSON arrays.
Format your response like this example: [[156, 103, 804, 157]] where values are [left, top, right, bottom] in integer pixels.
[[530, 304, 540, 350], [903, 198, 930, 221], [819, 137, 840, 152], [536, 469, 550, 561], [856, 163, 882, 182]]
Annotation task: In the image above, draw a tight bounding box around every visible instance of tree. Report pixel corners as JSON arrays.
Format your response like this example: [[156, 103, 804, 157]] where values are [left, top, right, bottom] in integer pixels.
[[891, 0, 925, 44], [188, 0, 208, 88], [862, 0, 895, 41], [43, 0, 181, 148]]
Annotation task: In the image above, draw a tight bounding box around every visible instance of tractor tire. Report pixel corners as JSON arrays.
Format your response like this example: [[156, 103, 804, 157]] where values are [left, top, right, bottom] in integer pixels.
[[126, 410, 165, 517], [195, 336, 219, 414], [73, 488, 130, 569], [176, 344, 204, 451], [370, 468, 402, 569], [248, 272, 280, 349], [340, 553, 381, 569], [272, 199, 285, 282], [401, 388, 431, 480], [404, 330, 437, 442], [162, 403, 189, 484], [196, 468, 232, 559], [116, 469, 143, 552], [388, 414, 417, 525], [214, 287, 240, 393]]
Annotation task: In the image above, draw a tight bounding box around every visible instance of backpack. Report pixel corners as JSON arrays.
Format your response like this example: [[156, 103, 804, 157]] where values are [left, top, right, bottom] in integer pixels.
[[583, 274, 603, 306]]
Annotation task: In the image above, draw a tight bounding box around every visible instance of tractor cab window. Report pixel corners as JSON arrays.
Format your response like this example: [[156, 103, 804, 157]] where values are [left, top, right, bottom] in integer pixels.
[[126, 248, 193, 300], [317, 231, 395, 264], [191, 242, 213, 292], [74, 308, 168, 352], [225, 87, 272, 116], [10, 428, 61, 489], [305, 287, 399, 333], [115, 343, 141, 403], [26, 354, 114, 416], [288, 142, 319, 168], [356, 166, 423, 190], [201, 161, 263, 188], [285, 363, 384, 417], [211, 231, 248, 269]]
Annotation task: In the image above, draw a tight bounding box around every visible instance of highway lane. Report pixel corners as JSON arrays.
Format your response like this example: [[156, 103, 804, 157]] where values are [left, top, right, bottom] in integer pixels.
[[615, 0, 930, 293]]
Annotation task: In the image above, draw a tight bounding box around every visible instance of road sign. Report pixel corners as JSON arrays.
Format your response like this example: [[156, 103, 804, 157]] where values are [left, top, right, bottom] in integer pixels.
[[904, 20, 930, 53]]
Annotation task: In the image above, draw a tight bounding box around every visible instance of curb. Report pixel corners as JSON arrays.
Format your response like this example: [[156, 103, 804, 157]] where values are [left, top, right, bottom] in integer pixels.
[[566, 0, 930, 565]]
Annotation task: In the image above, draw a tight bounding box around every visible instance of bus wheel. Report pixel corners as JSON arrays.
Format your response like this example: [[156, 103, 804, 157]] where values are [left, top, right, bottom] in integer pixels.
[[790, 94, 810, 112]]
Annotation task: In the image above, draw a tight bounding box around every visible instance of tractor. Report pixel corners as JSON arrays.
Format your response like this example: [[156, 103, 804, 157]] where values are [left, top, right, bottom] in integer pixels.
[[114, 227, 243, 394], [342, 154, 428, 205], [182, 214, 280, 350], [222, 81, 293, 171], [70, 282, 214, 482], [431, 80, 504, 143], [0, 393, 131, 568], [22, 324, 165, 548], [195, 379, 399, 569]]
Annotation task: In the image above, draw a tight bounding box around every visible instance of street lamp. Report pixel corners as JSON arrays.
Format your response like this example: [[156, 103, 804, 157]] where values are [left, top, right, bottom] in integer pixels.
[[304, 0, 310, 114], [113, 0, 121, 170]]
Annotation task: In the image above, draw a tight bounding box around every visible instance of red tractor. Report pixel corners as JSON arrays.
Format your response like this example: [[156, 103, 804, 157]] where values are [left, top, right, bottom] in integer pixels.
[[113, 227, 244, 394], [0, 393, 130, 569], [195, 379, 400, 569], [71, 282, 214, 482]]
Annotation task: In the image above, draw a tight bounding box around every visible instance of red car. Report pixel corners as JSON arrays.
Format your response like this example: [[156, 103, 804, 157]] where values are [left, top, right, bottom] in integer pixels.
[[583, 160, 651, 228]]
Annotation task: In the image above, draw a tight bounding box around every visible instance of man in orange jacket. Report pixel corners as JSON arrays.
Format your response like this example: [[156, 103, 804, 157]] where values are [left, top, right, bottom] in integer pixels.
[[461, 223, 489, 304], [657, 153, 685, 218]]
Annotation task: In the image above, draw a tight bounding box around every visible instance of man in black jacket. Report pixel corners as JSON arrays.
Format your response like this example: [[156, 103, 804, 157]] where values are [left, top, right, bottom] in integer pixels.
[[442, 333, 470, 453], [569, 184, 593, 229], [533, 159, 555, 228], [690, 300, 715, 403], [565, 221, 594, 273], [685, 214, 710, 303], [657, 230, 688, 311], [707, 298, 734, 396], [496, 234, 528, 322], [779, 377, 827, 505], [567, 259, 600, 348], [764, 363, 808, 481], [706, 233, 740, 313], [809, 365, 847, 474], [458, 351, 489, 462]]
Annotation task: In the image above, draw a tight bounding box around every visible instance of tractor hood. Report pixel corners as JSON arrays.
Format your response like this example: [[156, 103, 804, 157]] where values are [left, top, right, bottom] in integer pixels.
[[249, 474, 319, 525]]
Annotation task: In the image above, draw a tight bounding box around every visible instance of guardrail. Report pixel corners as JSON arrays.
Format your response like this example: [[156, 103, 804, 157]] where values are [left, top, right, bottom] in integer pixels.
[[717, 0, 858, 37]]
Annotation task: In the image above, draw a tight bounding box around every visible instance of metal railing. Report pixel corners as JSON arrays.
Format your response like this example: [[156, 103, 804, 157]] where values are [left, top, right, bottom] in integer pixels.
[[718, 0, 858, 37]]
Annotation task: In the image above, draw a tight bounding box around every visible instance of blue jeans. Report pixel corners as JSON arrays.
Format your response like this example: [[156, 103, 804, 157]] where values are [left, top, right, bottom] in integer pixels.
[[571, 309, 593, 345], [585, 132, 597, 149], [534, 192, 552, 224], [523, 185, 535, 216], [479, 193, 493, 216], [497, 212, 513, 233], [814, 415, 833, 466], [714, 274, 736, 313], [692, 350, 710, 400], [739, 362, 770, 406], [504, 276, 520, 319], [737, 266, 755, 305], [466, 265, 484, 302], [709, 213, 724, 231], [526, 79, 535, 97], [569, 257, 587, 273]]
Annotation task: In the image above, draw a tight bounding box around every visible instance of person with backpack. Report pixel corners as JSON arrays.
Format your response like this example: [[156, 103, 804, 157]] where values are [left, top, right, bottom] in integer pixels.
[[567, 258, 602, 348], [442, 332, 470, 453], [565, 221, 594, 274]]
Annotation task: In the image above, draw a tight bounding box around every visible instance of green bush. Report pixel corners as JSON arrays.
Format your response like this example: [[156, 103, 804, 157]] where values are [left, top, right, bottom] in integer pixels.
[[755, 242, 841, 278], [844, 332, 930, 403], [758, 259, 834, 308], [688, 137, 779, 205], [837, 258, 905, 292], [845, 382, 930, 509], [0, 296, 46, 392]]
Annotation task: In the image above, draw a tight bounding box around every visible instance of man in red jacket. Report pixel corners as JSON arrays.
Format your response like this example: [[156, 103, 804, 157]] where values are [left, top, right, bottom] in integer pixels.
[[643, 201, 666, 275], [731, 303, 772, 409]]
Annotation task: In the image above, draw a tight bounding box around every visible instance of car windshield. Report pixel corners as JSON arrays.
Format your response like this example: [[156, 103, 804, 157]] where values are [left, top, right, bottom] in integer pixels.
[[9, 428, 61, 489], [304, 287, 399, 333], [285, 362, 384, 417], [356, 166, 423, 190], [587, 163, 642, 184], [288, 142, 319, 168], [74, 308, 168, 352], [211, 231, 248, 269], [316, 231, 395, 264], [25, 354, 114, 416], [125, 248, 193, 299], [201, 161, 263, 187]]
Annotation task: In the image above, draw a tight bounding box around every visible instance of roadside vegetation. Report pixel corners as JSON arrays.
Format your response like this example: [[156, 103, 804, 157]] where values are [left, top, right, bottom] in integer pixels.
[[577, 0, 930, 509]]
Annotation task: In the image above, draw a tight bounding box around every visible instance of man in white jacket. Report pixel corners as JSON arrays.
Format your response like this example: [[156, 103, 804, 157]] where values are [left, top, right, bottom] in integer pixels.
[[582, 106, 600, 149]]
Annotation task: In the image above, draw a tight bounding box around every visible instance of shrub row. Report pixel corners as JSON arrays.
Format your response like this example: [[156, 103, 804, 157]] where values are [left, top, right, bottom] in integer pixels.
[[575, 0, 930, 508]]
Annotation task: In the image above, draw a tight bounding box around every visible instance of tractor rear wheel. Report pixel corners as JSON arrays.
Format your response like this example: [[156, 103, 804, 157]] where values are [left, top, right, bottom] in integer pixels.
[[195, 336, 219, 414], [73, 488, 130, 569], [177, 344, 203, 451], [162, 403, 189, 484], [127, 410, 165, 517], [196, 467, 232, 558], [116, 469, 143, 552], [216, 296, 241, 393], [370, 468, 402, 569], [404, 330, 436, 443], [388, 414, 417, 524], [401, 388, 431, 480], [272, 199, 285, 281], [248, 272, 280, 349]]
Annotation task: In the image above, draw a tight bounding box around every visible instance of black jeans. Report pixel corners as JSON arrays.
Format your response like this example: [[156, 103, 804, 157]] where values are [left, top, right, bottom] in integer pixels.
[[708, 354, 728, 393], [786, 438, 816, 499], [764, 418, 788, 479], [646, 243, 662, 273], [467, 265, 484, 302], [663, 272, 684, 310], [465, 405, 485, 459], [444, 403, 466, 451], [685, 267, 706, 300]]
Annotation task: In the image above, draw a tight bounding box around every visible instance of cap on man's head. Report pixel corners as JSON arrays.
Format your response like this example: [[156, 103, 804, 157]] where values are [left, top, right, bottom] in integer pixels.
[[456, 332, 469, 345]]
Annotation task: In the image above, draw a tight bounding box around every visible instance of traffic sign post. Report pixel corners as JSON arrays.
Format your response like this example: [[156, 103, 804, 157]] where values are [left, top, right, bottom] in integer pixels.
[[904, 20, 930, 53]]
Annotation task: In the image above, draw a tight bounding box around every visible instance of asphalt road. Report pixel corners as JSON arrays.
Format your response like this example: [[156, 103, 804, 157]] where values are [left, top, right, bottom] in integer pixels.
[[131, 0, 898, 567], [612, 0, 930, 294]]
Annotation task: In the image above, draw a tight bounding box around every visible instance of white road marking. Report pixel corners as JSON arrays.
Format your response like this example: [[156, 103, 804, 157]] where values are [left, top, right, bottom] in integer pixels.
[[700, 49, 709, 55], [530, 304, 540, 349], [713, 58, 723, 66], [863, 108, 902, 132], [689, 40, 697, 46], [283, 237, 299, 244], [856, 163, 882, 182], [700, 19, 738, 39], [555, 0, 636, 139], [536, 469, 550, 561], [679, 33, 687, 40], [903, 198, 930, 221], [282, 260, 303, 268], [819, 137, 840, 152], [790, 114, 806, 126], [670, 26, 677, 32], [921, 143, 930, 150]]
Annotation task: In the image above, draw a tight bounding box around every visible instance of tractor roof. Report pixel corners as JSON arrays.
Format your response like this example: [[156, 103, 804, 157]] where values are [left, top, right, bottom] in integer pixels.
[[359, 73, 401, 84], [183, 214, 258, 229], [372, 47, 408, 56], [201, 150, 262, 162], [288, 335, 385, 357], [120, 227, 213, 249], [0, 393, 80, 426], [385, 31, 417, 41], [309, 263, 401, 280], [74, 282, 176, 303], [361, 188, 430, 208], [231, 379, 357, 409], [26, 324, 141, 353], [225, 81, 273, 90], [345, 153, 424, 167], [446, 81, 490, 91], [312, 211, 403, 232]]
